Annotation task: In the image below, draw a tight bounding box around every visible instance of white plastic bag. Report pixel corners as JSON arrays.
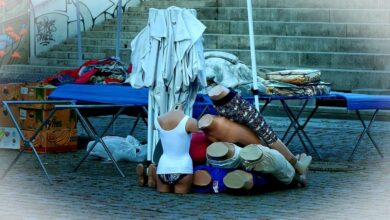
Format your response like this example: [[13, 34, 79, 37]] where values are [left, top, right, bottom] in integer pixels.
[[87, 135, 147, 162]]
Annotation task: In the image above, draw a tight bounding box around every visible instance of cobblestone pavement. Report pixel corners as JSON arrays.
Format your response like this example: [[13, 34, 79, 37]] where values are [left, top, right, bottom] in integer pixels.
[[0, 115, 389, 220]]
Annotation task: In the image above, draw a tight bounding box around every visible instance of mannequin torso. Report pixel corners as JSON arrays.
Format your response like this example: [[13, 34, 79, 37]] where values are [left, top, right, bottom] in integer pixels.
[[155, 104, 198, 194], [199, 114, 264, 146]]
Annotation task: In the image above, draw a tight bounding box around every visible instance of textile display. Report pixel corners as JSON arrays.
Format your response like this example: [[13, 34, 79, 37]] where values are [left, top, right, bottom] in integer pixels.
[[44, 57, 128, 85], [265, 69, 321, 85], [263, 80, 331, 96]]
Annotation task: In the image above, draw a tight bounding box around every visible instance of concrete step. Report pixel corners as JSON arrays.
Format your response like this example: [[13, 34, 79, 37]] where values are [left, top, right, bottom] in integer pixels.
[[141, 0, 217, 8], [61, 33, 390, 54], [125, 7, 217, 20], [125, 7, 390, 23], [228, 21, 390, 39], [92, 23, 146, 32], [37, 51, 106, 60], [0, 65, 66, 83], [30, 54, 131, 67], [29, 58, 84, 67], [216, 7, 390, 23], [218, 0, 390, 9], [105, 19, 390, 39], [36, 51, 131, 64], [204, 34, 390, 54], [81, 31, 138, 39], [65, 35, 134, 45], [212, 49, 390, 71], [51, 44, 131, 54]]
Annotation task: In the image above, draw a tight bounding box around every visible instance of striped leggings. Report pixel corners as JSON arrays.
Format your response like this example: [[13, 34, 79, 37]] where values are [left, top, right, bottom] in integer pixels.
[[212, 90, 278, 145]]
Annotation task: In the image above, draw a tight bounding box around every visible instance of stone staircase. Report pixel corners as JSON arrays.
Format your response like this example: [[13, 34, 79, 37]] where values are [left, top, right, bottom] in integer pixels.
[[1, 0, 390, 92]]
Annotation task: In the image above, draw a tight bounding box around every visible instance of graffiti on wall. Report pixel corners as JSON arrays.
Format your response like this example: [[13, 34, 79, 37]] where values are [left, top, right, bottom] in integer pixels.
[[36, 16, 56, 46], [0, 0, 29, 65], [32, 0, 139, 56], [0, 0, 139, 64]]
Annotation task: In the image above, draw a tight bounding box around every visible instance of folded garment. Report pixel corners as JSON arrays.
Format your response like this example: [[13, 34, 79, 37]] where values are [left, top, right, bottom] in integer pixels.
[[266, 69, 321, 85], [263, 80, 331, 96]]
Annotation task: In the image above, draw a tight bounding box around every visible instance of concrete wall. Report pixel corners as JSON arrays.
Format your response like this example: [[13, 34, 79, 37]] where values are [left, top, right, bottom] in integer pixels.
[[30, 0, 141, 58], [0, 0, 29, 65]]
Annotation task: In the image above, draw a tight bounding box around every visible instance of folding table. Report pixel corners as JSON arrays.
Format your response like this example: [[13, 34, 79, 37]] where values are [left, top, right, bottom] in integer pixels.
[[321, 92, 390, 160], [253, 94, 339, 160], [189, 91, 390, 160], [249, 92, 390, 160], [1, 84, 149, 184], [1, 84, 217, 184]]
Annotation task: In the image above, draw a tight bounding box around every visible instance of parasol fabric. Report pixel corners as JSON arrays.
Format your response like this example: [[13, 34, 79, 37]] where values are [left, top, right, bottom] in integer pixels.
[[127, 6, 206, 161]]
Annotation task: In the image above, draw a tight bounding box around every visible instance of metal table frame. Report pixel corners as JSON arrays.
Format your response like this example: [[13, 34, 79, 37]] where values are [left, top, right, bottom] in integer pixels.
[[348, 109, 383, 160], [315, 94, 385, 160], [258, 95, 322, 160], [1, 100, 147, 184], [195, 93, 386, 161]]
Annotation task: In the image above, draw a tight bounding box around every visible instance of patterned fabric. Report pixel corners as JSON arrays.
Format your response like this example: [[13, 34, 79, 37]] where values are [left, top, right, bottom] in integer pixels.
[[44, 57, 128, 85], [213, 90, 278, 145], [263, 80, 331, 96], [265, 69, 321, 85], [157, 173, 187, 185]]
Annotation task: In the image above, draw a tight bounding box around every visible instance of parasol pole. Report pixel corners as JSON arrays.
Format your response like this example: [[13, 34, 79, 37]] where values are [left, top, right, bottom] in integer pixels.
[[147, 88, 153, 161], [115, 0, 122, 59], [246, 0, 260, 111], [75, 0, 82, 66]]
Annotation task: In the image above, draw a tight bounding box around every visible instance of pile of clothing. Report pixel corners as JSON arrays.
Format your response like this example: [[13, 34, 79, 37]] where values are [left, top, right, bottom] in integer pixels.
[[263, 69, 331, 96], [44, 57, 129, 85], [201, 51, 266, 97]]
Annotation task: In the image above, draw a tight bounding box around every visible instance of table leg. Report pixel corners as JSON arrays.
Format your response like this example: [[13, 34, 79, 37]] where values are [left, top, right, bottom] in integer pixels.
[[73, 107, 126, 177], [348, 109, 383, 160], [280, 100, 322, 160]]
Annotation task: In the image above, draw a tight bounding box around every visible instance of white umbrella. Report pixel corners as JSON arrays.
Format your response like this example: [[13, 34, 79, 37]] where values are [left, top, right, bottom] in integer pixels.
[[128, 7, 206, 161]]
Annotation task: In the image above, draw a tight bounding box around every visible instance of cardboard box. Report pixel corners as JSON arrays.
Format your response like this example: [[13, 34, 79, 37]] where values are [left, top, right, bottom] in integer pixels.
[[21, 129, 78, 153], [0, 106, 19, 127], [20, 84, 56, 110], [0, 127, 21, 149], [0, 83, 24, 127], [19, 108, 77, 131], [0, 83, 22, 101]]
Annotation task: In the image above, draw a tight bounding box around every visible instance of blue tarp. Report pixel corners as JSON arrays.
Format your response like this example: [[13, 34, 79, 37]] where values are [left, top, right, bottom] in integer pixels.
[[49, 84, 148, 106], [48, 84, 215, 118], [331, 92, 390, 110]]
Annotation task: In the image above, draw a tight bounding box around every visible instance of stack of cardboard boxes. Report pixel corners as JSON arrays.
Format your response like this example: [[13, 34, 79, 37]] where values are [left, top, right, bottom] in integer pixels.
[[0, 83, 78, 153], [0, 84, 22, 149]]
